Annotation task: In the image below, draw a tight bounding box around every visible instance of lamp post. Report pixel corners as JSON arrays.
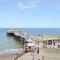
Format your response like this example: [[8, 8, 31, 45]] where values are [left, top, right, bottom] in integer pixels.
[[37, 40, 39, 54], [37, 33, 43, 60], [37, 35, 40, 60]]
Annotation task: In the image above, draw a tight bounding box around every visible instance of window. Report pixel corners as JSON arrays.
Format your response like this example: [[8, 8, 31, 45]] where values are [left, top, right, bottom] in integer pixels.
[[43, 41, 47, 45], [48, 40, 52, 45]]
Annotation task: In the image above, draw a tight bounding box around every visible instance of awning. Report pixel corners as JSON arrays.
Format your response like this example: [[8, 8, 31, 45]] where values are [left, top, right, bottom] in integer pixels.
[[26, 39, 33, 43], [27, 43, 35, 46]]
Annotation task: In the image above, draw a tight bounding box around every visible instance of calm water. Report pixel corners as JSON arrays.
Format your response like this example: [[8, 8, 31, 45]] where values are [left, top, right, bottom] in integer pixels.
[[0, 28, 60, 50], [19, 28, 60, 36], [0, 28, 23, 50]]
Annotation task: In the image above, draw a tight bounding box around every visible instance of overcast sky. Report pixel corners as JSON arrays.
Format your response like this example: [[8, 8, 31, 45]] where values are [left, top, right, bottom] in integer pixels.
[[0, 0, 60, 28]]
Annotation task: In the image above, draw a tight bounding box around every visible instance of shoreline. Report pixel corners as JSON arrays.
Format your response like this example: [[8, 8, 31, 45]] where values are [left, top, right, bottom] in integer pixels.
[[0, 48, 60, 60], [0, 48, 25, 60]]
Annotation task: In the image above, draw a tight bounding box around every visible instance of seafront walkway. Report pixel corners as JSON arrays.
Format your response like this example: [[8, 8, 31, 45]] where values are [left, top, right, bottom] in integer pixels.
[[0, 48, 60, 60], [17, 48, 60, 60]]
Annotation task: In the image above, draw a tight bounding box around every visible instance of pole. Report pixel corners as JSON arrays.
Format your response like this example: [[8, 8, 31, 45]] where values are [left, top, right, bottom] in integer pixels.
[[37, 35, 40, 60], [37, 40, 39, 54]]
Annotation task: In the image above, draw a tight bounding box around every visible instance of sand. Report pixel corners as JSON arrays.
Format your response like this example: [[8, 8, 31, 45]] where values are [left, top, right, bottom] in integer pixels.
[[0, 53, 16, 60], [0, 48, 60, 60], [17, 48, 60, 60], [0, 49, 24, 60]]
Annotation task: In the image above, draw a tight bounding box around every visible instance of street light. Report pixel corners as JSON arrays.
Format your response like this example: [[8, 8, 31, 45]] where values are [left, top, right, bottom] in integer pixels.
[[37, 40, 39, 54], [37, 33, 43, 60]]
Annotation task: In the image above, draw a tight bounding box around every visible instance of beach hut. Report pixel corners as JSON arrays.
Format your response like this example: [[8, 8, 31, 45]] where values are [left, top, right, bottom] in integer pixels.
[[33, 36, 60, 48], [25, 43, 35, 52]]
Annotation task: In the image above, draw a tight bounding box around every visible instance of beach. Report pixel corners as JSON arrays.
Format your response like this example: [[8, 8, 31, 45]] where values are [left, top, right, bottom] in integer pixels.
[[0, 48, 59, 60], [0, 28, 60, 60], [0, 49, 24, 60], [0, 53, 16, 60], [16, 48, 60, 60]]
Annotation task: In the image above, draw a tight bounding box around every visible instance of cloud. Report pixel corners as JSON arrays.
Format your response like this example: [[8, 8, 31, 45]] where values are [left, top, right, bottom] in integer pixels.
[[17, 0, 40, 10], [17, 3, 36, 10]]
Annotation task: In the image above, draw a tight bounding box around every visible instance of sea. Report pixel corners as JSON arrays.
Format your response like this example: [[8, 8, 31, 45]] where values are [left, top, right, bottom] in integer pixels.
[[0, 28, 60, 51]]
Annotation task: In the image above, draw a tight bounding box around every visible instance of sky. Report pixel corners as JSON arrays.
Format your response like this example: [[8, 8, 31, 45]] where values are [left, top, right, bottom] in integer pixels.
[[0, 0, 60, 28]]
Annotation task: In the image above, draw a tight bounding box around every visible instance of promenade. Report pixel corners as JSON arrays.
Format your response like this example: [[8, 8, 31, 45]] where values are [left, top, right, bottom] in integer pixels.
[[0, 48, 60, 60], [17, 48, 60, 60]]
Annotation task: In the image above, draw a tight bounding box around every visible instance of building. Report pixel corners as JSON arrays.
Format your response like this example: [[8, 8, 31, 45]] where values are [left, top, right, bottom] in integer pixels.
[[32, 36, 60, 48]]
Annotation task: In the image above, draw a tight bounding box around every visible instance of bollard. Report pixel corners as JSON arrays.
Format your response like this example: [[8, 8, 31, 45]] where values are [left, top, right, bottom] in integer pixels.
[[37, 49, 39, 54]]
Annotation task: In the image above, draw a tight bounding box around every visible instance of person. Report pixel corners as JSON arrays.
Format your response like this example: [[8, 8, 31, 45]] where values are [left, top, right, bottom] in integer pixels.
[[37, 48, 39, 54], [24, 44, 28, 53], [58, 44, 60, 48]]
